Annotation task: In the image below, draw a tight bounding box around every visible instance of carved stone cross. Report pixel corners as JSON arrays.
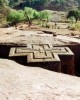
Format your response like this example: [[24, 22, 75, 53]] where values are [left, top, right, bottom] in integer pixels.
[[9, 44, 74, 75]]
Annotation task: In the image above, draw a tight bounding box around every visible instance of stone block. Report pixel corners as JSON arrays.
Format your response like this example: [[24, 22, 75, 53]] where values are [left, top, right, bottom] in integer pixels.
[[9, 44, 74, 75]]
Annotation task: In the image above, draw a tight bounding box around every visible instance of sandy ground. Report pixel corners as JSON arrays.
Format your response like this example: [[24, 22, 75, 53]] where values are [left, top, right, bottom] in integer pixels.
[[15, 22, 80, 35], [0, 58, 80, 100], [0, 27, 67, 45], [0, 27, 80, 46]]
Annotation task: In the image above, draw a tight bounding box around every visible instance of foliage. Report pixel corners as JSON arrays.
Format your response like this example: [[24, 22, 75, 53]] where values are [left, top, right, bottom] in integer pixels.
[[40, 10, 52, 27], [8, 0, 52, 7], [40, 10, 52, 21], [2, 0, 80, 12], [8, 0, 22, 7], [1, 0, 80, 11], [68, 23, 80, 31], [67, 9, 80, 22], [8, 0, 67, 9], [0, 0, 9, 6], [53, 0, 66, 4], [74, 23, 80, 31], [7, 7, 40, 26], [6, 7, 52, 27], [68, 16, 76, 24], [8, 0, 67, 7], [24, 7, 39, 26], [7, 9, 25, 25], [68, 16, 76, 29], [0, 0, 11, 27]]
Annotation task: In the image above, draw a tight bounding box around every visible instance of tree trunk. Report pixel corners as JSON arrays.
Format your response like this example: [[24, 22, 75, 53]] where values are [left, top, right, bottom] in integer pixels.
[[28, 20, 32, 27]]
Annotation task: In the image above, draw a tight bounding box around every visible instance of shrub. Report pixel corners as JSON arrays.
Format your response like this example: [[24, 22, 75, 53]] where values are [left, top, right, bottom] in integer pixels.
[[40, 10, 52, 27], [74, 23, 80, 30], [67, 9, 80, 22], [7, 9, 25, 25], [24, 7, 39, 27]]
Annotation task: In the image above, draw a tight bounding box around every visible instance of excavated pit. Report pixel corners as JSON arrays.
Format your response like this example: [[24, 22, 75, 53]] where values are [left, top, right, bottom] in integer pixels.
[[0, 29, 80, 76], [0, 43, 80, 76]]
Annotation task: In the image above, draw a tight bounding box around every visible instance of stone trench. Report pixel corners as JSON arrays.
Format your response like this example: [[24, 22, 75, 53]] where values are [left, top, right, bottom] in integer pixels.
[[1, 29, 80, 100], [0, 43, 80, 76], [0, 30, 80, 76]]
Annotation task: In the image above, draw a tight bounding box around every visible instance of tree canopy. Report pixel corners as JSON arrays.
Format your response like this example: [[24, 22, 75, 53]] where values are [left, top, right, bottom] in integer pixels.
[[40, 10, 52, 22], [67, 9, 80, 22], [8, 0, 67, 8], [24, 7, 39, 26], [0, 0, 9, 6], [7, 9, 25, 25], [1, 0, 80, 11], [7, 7, 52, 27]]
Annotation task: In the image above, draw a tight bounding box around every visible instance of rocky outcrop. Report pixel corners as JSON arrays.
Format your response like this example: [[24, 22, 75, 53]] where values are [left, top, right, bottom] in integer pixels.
[[0, 58, 80, 100]]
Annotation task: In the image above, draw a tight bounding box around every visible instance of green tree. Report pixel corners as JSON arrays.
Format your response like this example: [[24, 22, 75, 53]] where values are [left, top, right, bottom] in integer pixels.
[[0, 0, 9, 6], [9, 0, 21, 7], [40, 10, 52, 27], [24, 7, 39, 27], [8, 0, 52, 9], [33, 0, 51, 5], [67, 9, 80, 22], [68, 16, 76, 28], [68, 16, 76, 23], [54, 0, 66, 4], [7, 9, 25, 25]]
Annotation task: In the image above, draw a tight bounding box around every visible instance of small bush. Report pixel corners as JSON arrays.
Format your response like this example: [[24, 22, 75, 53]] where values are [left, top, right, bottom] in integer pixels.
[[7, 9, 25, 25], [74, 23, 80, 30], [69, 23, 80, 31]]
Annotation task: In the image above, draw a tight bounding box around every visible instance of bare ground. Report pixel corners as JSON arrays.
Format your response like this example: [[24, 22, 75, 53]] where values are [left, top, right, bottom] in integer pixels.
[[0, 58, 80, 100]]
